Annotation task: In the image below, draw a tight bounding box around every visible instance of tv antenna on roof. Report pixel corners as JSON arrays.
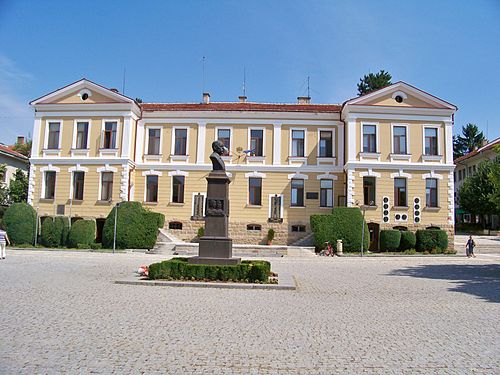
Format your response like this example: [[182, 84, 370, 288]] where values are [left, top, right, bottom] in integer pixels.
[[202, 56, 206, 93], [122, 67, 126, 95], [242, 66, 247, 97]]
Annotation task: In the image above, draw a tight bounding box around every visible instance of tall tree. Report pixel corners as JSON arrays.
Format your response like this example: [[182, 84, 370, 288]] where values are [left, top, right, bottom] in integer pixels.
[[8, 169, 29, 203], [454, 124, 486, 157], [0, 164, 8, 205], [12, 138, 32, 158], [357, 70, 392, 96]]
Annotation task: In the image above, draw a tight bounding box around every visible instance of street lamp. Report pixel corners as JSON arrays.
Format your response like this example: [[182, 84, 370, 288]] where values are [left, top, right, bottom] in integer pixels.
[[112, 202, 121, 254]]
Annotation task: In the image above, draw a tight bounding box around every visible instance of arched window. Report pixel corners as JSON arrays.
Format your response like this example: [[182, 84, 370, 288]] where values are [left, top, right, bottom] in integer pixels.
[[393, 226, 408, 231]]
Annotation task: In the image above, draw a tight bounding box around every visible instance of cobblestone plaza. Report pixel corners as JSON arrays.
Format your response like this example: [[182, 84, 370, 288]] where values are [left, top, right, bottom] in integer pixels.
[[1, 250, 499, 374]]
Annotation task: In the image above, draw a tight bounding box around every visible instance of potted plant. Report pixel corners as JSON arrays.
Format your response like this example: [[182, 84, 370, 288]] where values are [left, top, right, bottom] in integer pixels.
[[267, 228, 275, 245]]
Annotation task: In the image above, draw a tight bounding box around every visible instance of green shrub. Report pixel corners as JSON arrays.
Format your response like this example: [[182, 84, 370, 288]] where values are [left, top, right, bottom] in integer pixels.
[[380, 230, 401, 251], [41, 217, 61, 247], [56, 216, 70, 246], [267, 228, 275, 242], [416, 229, 449, 252], [148, 258, 271, 283], [102, 202, 159, 249], [399, 231, 416, 251], [67, 220, 96, 248], [149, 211, 165, 228], [3, 203, 36, 245], [90, 242, 102, 250], [197, 226, 205, 237], [77, 243, 89, 249], [310, 207, 369, 252]]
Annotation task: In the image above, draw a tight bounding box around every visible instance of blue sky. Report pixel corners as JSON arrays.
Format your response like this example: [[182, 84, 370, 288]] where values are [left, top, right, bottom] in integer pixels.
[[0, 0, 499, 144]]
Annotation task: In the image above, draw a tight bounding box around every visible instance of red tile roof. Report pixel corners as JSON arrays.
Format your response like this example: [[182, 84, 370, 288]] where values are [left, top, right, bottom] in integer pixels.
[[454, 137, 500, 163], [141, 102, 341, 113], [0, 144, 28, 160]]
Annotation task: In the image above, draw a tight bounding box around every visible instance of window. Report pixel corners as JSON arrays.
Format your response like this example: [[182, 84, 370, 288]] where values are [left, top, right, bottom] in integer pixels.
[[103, 121, 117, 149], [363, 125, 377, 153], [72, 172, 85, 200], [472, 165, 476, 173], [250, 129, 263, 156], [172, 176, 185, 203], [426, 178, 438, 207], [291, 225, 306, 232], [320, 179, 333, 207], [146, 175, 158, 203], [247, 224, 261, 231], [100, 172, 113, 201], [44, 171, 56, 199], [319, 131, 333, 157], [75, 122, 88, 149], [174, 128, 187, 155], [394, 178, 407, 207], [393, 126, 407, 154], [424, 128, 438, 155], [291, 179, 304, 207], [249, 177, 262, 206], [148, 128, 161, 155], [217, 129, 231, 155], [291, 130, 305, 157], [47, 122, 60, 149], [363, 177, 376, 206], [169, 221, 183, 230]]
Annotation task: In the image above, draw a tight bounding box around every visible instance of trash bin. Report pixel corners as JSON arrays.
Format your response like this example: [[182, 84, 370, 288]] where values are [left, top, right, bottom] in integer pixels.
[[336, 239, 343, 256]]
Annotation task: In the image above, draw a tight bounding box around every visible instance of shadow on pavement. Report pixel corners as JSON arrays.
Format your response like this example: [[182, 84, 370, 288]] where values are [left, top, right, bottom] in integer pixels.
[[389, 264, 500, 303]]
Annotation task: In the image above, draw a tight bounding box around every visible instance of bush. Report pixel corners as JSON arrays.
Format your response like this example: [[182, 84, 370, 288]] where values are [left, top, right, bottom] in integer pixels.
[[67, 220, 96, 248], [416, 229, 449, 252], [90, 243, 102, 250], [148, 258, 271, 283], [41, 217, 62, 247], [399, 231, 416, 251], [56, 216, 70, 246], [380, 230, 401, 251], [197, 226, 205, 237], [3, 202, 36, 245], [310, 207, 369, 252], [149, 211, 165, 228], [102, 202, 160, 249], [267, 228, 275, 242]]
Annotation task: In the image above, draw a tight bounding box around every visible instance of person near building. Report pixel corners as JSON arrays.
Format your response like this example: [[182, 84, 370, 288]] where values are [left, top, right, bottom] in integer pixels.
[[0, 229, 10, 260], [466, 235, 476, 258]]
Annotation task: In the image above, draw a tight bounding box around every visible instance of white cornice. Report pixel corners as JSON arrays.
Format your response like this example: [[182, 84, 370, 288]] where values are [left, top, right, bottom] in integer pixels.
[[342, 106, 455, 121], [345, 161, 455, 171], [34, 110, 140, 119]]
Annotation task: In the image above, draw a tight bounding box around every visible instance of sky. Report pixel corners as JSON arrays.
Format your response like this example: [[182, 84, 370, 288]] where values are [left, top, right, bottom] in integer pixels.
[[0, 0, 499, 144]]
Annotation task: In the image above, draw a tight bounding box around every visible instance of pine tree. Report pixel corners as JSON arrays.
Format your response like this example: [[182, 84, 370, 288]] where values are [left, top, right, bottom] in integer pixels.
[[357, 70, 392, 96], [454, 123, 486, 157]]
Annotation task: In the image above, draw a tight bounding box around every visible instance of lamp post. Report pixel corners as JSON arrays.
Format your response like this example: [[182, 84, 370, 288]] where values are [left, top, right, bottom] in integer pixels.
[[112, 202, 121, 254]]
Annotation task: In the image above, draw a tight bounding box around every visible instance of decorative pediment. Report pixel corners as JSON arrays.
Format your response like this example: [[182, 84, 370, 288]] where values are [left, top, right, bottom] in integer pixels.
[[344, 82, 456, 110], [30, 78, 134, 105]]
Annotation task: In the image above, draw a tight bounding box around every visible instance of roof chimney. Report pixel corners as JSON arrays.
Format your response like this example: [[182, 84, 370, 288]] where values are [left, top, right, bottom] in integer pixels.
[[297, 96, 311, 104], [203, 92, 210, 104], [17, 136, 25, 145], [238, 95, 247, 103]]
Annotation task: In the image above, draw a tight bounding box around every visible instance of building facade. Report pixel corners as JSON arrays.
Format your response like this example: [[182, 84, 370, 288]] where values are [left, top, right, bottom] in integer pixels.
[[28, 79, 456, 248], [0, 141, 28, 189]]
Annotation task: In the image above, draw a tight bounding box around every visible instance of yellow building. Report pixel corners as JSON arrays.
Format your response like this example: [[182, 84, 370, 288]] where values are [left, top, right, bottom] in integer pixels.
[[28, 79, 456, 248]]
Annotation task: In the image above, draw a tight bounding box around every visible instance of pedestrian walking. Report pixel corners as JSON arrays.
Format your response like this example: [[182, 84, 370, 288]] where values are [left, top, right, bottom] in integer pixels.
[[466, 235, 476, 258], [0, 228, 10, 260]]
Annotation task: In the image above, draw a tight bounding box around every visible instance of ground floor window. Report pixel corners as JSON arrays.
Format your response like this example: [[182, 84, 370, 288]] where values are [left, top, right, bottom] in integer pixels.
[[291, 224, 306, 232], [72, 171, 85, 200], [172, 176, 185, 203], [146, 175, 159, 203], [426, 178, 438, 207], [44, 171, 56, 199], [249, 177, 262, 206], [363, 177, 376, 206], [291, 179, 304, 207], [169, 221, 182, 230], [247, 224, 262, 231], [320, 179, 333, 207], [100, 172, 113, 201], [394, 178, 407, 207]]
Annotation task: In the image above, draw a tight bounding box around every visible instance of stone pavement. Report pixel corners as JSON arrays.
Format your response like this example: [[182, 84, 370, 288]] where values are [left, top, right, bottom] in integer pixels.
[[455, 234, 500, 255], [1, 250, 499, 374]]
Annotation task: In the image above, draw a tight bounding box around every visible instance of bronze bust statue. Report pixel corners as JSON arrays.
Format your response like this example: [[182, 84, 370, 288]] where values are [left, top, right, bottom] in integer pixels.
[[210, 140, 228, 171]]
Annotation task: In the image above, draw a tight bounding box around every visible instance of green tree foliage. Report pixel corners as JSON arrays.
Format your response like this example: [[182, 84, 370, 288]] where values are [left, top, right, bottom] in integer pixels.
[[0, 164, 8, 205], [3, 202, 36, 245], [8, 169, 29, 203], [416, 229, 448, 252], [458, 157, 499, 222], [41, 217, 62, 247], [379, 230, 401, 251], [454, 123, 486, 158], [67, 219, 96, 248], [357, 70, 392, 96], [12, 139, 32, 158], [399, 231, 417, 251], [487, 154, 500, 211]]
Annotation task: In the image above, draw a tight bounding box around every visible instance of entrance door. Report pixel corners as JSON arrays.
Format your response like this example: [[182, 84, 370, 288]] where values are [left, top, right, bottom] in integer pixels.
[[368, 223, 380, 252]]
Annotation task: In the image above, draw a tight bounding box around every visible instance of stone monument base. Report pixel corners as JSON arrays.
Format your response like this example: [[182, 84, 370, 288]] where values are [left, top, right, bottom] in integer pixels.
[[188, 237, 241, 265], [188, 256, 241, 265]]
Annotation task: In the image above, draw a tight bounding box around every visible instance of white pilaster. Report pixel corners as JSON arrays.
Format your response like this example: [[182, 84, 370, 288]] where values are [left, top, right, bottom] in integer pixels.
[[27, 164, 36, 205], [121, 116, 132, 158], [31, 116, 42, 157], [347, 118, 357, 162], [337, 123, 344, 167], [135, 119, 145, 163], [120, 164, 129, 201], [273, 123, 282, 165], [444, 120, 454, 164], [197, 122, 207, 164]]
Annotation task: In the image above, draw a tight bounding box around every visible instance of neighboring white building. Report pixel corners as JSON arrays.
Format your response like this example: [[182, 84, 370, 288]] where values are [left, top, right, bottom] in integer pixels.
[[0, 140, 29, 189]]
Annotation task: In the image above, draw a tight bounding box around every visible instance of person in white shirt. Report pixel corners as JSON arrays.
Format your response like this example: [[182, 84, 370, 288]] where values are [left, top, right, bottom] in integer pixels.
[[0, 229, 10, 259]]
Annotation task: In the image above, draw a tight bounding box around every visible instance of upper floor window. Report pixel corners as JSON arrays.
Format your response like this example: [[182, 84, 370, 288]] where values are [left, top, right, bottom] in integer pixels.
[[424, 128, 438, 155], [217, 129, 231, 155], [319, 131, 333, 157], [291, 179, 304, 207], [44, 171, 56, 199], [100, 172, 113, 201], [394, 178, 407, 207], [47, 122, 60, 149], [291, 130, 305, 157], [146, 175, 158, 203], [426, 178, 438, 207], [363, 177, 376, 206], [72, 171, 85, 200], [320, 179, 333, 207], [103, 121, 117, 149], [250, 129, 263, 156], [148, 128, 161, 155], [249, 177, 262, 206], [393, 126, 407, 154], [172, 176, 185, 203], [363, 125, 377, 153], [75, 122, 89, 149], [174, 128, 187, 155]]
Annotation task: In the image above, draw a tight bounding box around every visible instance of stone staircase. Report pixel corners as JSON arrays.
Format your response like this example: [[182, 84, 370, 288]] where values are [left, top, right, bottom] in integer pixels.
[[147, 229, 181, 255], [290, 233, 315, 247]]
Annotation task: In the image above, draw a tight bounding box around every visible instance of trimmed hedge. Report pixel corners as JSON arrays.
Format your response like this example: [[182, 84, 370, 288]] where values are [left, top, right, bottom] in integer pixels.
[[57, 216, 71, 246], [4, 203, 36, 245], [399, 231, 416, 251], [416, 229, 448, 252], [380, 230, 401, 251], [102, 202, 164, 249], [41, 217, 62, 247], [310, 207, 369, 252], [67, 219, 96, 248], [149, 258, 271, 282]]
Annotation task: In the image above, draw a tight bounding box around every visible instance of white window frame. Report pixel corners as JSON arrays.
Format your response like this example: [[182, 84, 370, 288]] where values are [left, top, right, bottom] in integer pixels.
[[317, 128, 336, 161], [145, 126, 163, 160], [97, 165, 118, 201], [289, 127, 307, 158], [422, 125, 442, 161], [290, 178, 306, 208], [245, 171, 267, 207], [319, 178, 334, 208], [247, 127, 266, 162], [40, 165, 60, 200], [43, 119, 63, 156], [390, 123, 411, 160], [360, 122, 379, 153], [215, 126, 233, 163], [171, 126, 190, 161], [142, 170, 163, 203], [167, 170, 189, 204], [68, 165, 89, 200], [71, 119, 91, 157], [100, 119, 120, 157]]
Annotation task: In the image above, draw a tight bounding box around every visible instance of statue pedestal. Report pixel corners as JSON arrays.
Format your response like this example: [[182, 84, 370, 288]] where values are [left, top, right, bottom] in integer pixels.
[[188, 170, 241, 265]]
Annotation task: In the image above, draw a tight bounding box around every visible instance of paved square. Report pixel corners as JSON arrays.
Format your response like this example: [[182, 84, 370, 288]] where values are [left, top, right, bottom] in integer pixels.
[[1, 250, 499, 374]]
